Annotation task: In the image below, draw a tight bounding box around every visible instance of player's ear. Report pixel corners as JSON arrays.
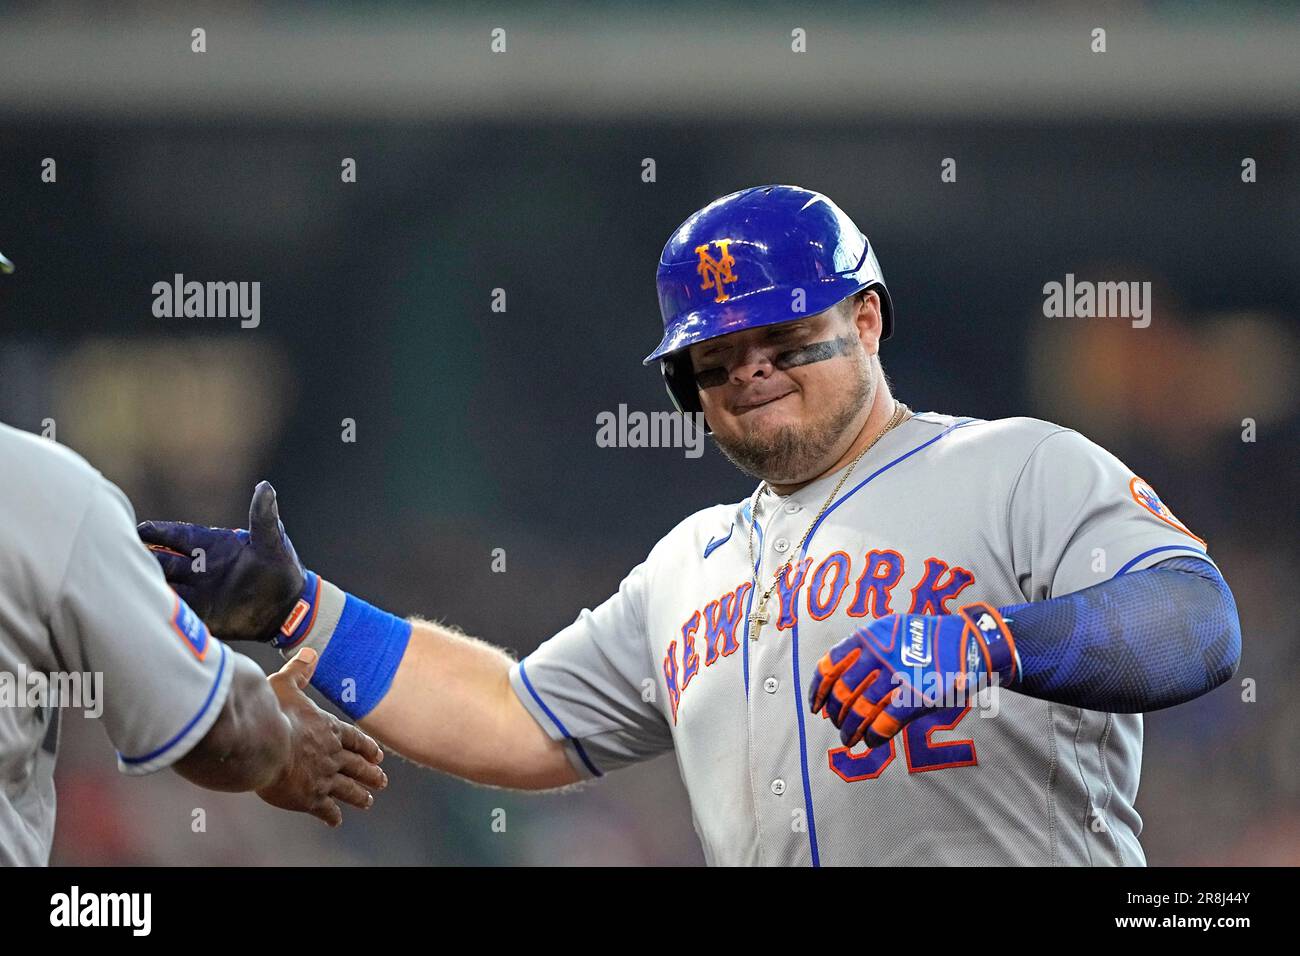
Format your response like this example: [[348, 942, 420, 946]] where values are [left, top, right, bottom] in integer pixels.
[[851, 291, 884, 355]]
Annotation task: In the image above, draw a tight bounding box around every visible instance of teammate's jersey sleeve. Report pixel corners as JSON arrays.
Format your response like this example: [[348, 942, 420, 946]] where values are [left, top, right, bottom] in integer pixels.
[[509, 559, 673, 779], [1009, 427, 1215, 600], [47, 477, 233, 775]]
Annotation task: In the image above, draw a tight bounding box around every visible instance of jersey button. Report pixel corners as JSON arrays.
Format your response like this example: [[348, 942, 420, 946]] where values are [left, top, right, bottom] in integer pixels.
[[773, 537, 790, 554], [763, 677, 779, 694], [770, 779, 786, 796], [784, 502, 801, 515]]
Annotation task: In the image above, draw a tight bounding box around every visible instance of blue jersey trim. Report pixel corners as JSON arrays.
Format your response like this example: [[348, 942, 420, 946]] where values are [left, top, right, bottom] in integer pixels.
[[1112, 544, 1209, 578], [517, 657, 603, 778], [703, 523, 734, 559], [119, 641, 230, 766], [741, 499, 764, 700], [792, 416, 979, 867]]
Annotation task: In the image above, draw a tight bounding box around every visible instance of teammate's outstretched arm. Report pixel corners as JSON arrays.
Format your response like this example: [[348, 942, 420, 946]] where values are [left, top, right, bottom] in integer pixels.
[[138, 482, 579, 791], [174, 647, 388, 826]]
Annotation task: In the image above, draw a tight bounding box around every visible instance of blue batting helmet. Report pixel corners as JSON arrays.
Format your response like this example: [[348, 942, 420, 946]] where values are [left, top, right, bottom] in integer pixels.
[[645, 184, 893, 429]]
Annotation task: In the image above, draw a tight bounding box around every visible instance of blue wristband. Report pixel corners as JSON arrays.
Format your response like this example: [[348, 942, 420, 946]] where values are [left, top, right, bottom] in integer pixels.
[[281, 577, 413, 720], [312, 594, 412, 720]]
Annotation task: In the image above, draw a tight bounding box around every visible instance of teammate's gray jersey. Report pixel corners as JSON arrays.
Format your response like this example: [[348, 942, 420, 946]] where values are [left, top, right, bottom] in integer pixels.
[[0, 423, 233, 865], [511, 413, 1217, 866]]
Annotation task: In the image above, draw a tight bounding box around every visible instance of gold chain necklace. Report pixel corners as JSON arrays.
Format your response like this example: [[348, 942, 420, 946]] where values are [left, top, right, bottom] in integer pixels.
[[745, 401, 909, 642]]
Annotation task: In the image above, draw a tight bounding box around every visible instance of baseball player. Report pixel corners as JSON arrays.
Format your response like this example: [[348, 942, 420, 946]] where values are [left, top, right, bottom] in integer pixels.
[[0, 416, 388, 866], [137, 185, 1241, 866]]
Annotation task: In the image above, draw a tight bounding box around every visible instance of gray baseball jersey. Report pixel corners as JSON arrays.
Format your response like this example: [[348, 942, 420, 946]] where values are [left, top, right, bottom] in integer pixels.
[[510, 412, 1217, 866], [0, 423, 233, 865]]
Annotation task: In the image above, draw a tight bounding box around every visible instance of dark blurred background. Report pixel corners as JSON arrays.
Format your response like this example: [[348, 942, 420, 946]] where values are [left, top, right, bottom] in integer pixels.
[[1, 0, 1297, 864]]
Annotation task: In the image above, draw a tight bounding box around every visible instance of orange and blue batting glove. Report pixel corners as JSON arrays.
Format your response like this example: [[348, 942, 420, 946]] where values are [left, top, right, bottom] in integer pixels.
[[808, 603, 1021, 750]]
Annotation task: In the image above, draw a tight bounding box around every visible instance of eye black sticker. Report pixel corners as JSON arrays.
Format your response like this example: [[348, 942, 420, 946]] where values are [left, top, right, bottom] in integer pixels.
[[694, 335, 857, 389]]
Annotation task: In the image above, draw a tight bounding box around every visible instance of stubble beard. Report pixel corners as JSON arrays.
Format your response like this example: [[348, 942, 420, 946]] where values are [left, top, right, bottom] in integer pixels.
[[710, 354, 876, 485]]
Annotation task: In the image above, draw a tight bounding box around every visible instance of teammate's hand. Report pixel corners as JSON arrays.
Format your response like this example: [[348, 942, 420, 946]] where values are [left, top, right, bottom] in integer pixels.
[[808, 603, 1020, 750], [137, 481, 306, 643], [258, 648, 387, 827]]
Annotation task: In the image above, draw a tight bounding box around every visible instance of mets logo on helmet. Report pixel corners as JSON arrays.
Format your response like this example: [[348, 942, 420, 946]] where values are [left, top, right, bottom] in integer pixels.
[[696, 239, 738, 303], [1129, 476, 1205, 546]]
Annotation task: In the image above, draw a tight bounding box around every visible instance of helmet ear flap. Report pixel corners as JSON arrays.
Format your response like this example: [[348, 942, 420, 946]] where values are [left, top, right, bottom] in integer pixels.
[[869, 281, 894, 341], [660, 353, 711, 435]]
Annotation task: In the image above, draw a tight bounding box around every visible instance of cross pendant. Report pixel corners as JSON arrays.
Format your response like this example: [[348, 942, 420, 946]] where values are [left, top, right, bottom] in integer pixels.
[[749, 601, 769, 641]]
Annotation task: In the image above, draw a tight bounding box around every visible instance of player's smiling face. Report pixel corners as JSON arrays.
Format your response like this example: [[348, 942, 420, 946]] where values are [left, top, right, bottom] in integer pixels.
[[687, 291, 885, 484]]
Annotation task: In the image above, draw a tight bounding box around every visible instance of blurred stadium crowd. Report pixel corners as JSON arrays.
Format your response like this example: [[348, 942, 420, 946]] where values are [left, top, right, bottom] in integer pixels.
[[0, 2, 1296, 864]]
